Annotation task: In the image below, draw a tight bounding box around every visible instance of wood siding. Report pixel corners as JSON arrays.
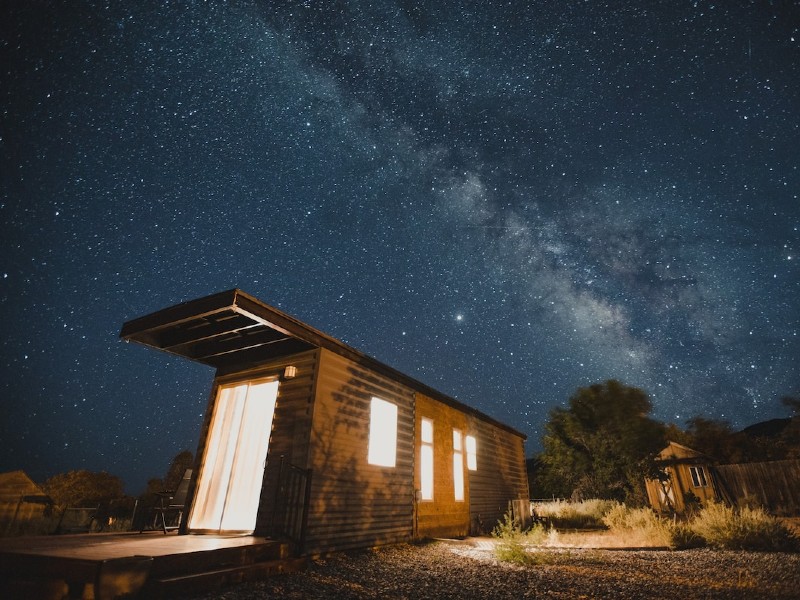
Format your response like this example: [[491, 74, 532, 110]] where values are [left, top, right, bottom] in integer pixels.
[[466, 417, 529, 534], [0, 472, 50, 533], [715, 460, 800, 516], [645, 443, 718, 514], [304, 349, 415, 555], [413, 393, 470, 539], [657, 463, 717, 513]]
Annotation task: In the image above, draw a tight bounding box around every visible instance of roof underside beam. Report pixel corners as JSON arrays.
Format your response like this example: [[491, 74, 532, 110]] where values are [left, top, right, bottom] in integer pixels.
[[119, 290, 316, 368]]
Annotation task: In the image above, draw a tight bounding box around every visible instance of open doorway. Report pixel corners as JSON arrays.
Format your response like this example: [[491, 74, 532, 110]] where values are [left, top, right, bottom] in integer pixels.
[[188, 378, 279, 534]]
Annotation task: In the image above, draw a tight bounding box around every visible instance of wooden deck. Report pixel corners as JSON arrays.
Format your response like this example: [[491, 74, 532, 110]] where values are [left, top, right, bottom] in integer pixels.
[[0, 531, 304, 599]]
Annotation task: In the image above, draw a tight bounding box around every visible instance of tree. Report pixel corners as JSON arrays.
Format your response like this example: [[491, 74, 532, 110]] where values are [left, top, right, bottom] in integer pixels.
[[683, 417, 742, 463], [142, 449, 194, 497], [782, 395, 800, 416], [780, 396, 800, 458], [163, 450, 193, 491], [535, 380, 666, 505], [44, 470, 125, 507]]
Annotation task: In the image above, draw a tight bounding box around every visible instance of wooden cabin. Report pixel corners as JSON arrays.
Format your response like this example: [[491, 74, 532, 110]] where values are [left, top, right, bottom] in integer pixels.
[[120, 289, 529, 555], [0, 471, 52, 535], [645, 442, 719, 515]]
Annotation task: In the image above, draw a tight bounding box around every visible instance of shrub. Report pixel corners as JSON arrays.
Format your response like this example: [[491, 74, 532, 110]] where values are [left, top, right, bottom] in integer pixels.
[[492, 510, 534, 564], [690, 502, 798, 552], [602, 504, 673, 547], [533, 499, 620, 529], [667, 522, 705, 550]]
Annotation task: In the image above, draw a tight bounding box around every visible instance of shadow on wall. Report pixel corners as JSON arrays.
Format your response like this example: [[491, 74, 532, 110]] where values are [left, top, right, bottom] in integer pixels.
[[303, 365, 413, 554]]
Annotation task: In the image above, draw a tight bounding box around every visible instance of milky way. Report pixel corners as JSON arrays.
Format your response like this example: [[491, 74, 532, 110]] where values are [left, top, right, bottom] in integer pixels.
[[2, 1, 798, 493]]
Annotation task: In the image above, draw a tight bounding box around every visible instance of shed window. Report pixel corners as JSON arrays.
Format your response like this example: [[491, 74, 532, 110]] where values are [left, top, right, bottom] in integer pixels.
[[420, 418, 434, 500], [453, 429, 464, 502], [368, 397, 397, 467], [466, 435, 477, 471], [689, 466, 707, 487]]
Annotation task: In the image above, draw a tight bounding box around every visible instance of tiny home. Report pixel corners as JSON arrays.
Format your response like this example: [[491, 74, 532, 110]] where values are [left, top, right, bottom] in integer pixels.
[[645, 442, 719, 515], [121, 289, 528, 555]]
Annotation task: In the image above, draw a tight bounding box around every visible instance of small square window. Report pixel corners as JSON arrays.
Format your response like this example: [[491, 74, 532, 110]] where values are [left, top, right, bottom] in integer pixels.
[[689, 466, 707, 487]]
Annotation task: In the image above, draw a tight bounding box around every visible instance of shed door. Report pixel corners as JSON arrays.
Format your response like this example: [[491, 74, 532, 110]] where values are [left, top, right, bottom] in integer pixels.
[[188, 378, 279, 534]]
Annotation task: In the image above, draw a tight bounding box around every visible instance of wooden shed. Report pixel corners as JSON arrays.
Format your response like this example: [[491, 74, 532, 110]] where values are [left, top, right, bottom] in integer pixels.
[[645, 442, 719, 515], [120, 289, 529, 555], [0, 471, 51, 535]]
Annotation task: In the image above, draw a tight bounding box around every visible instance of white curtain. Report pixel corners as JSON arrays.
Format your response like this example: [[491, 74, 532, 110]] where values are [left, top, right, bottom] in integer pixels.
[[189, 379, 278, 533]]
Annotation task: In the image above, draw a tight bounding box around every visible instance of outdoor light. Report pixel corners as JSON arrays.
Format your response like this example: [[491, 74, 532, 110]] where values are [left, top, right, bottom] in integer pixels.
[[283, 365, 298, 379]]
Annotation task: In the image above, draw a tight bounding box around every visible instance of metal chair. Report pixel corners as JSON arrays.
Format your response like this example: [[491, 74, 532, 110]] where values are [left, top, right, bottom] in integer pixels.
[[141, 469, 192, 534]]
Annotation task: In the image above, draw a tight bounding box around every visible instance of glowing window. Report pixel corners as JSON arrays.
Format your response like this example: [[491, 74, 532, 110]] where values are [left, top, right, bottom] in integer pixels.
[[420, 418, 434, 500], [368, 397, 397, 467], [453, 429, 464, 501], [466, 435, 477, 471]]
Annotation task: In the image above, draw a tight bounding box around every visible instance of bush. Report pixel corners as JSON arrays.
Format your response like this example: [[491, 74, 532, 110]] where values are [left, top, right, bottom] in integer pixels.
[[602, 504, 673, 547], [667, 522, 705, 550], [533, 499, 620, 529], [492, 511, 534, 564], [690, 502, 798, 552]]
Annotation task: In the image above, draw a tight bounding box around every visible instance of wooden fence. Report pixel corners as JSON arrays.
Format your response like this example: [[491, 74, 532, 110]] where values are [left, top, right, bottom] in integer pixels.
[[714, 459, 800, 516]]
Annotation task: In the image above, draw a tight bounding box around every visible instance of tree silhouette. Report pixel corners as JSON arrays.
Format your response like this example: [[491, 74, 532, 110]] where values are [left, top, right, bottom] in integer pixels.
[[44, 470, 125, 507], [535, 380, 665, 505]]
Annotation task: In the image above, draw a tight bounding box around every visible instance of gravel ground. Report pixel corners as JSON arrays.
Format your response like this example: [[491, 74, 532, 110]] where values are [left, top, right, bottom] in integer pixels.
[[193, 537, 800, 600]]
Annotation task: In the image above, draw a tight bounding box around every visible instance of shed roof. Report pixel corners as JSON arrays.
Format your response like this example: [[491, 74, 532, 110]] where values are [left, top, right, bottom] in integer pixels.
[[120, 289, 526, 440], [0, 471, 49, 503], [656, 441, 715, 464]]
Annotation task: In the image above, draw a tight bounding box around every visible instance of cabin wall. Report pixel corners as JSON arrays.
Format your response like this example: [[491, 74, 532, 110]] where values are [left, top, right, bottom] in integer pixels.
[[187, 349, 319, 535], [304, 349, 415, 555], [413, 393, 470, 539], [466, 417, 528, 534]]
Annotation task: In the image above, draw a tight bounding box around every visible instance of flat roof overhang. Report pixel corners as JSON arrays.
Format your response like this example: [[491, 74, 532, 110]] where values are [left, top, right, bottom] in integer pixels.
[[119, 289, 318, 369], [120, 289, 527, 440]]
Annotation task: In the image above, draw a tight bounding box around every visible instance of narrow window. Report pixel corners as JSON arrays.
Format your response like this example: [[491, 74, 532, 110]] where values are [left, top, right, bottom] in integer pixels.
[[466, 435, 477, 471], [420, 418, 434, 500], [689, 466, 707, 487], [453, 429, 464, 501], [368, 397, 397, 467]]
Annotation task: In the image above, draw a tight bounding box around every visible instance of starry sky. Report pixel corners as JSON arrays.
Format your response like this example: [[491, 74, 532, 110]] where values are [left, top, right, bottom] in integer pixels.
[[2, 1, 798, 495]]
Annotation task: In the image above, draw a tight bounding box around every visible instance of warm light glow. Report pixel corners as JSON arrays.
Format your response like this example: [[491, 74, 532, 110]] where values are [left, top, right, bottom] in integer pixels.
[[466, 435, 477, 471], [453, 429, 464, 501], [368, 397, 397, 467], [420, 417, 434, 500], [421, 417, 433, 443], [188, 379, 278, 533]]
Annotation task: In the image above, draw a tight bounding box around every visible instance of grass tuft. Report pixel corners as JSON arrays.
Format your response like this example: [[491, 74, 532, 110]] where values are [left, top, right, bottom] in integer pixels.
[[690, 502, 798, 552], [532, 499, 620, 529], [602, 504, 673, 547], [492, 511, 535, 564]]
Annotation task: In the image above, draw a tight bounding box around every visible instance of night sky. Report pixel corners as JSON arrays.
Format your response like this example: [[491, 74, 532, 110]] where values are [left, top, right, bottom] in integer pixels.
[[2, 1, 798, 495]]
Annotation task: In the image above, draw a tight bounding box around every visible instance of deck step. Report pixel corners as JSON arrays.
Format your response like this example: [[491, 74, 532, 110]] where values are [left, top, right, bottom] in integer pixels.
[[148, 540, 290, 578], [150, 557, 307, 598]]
